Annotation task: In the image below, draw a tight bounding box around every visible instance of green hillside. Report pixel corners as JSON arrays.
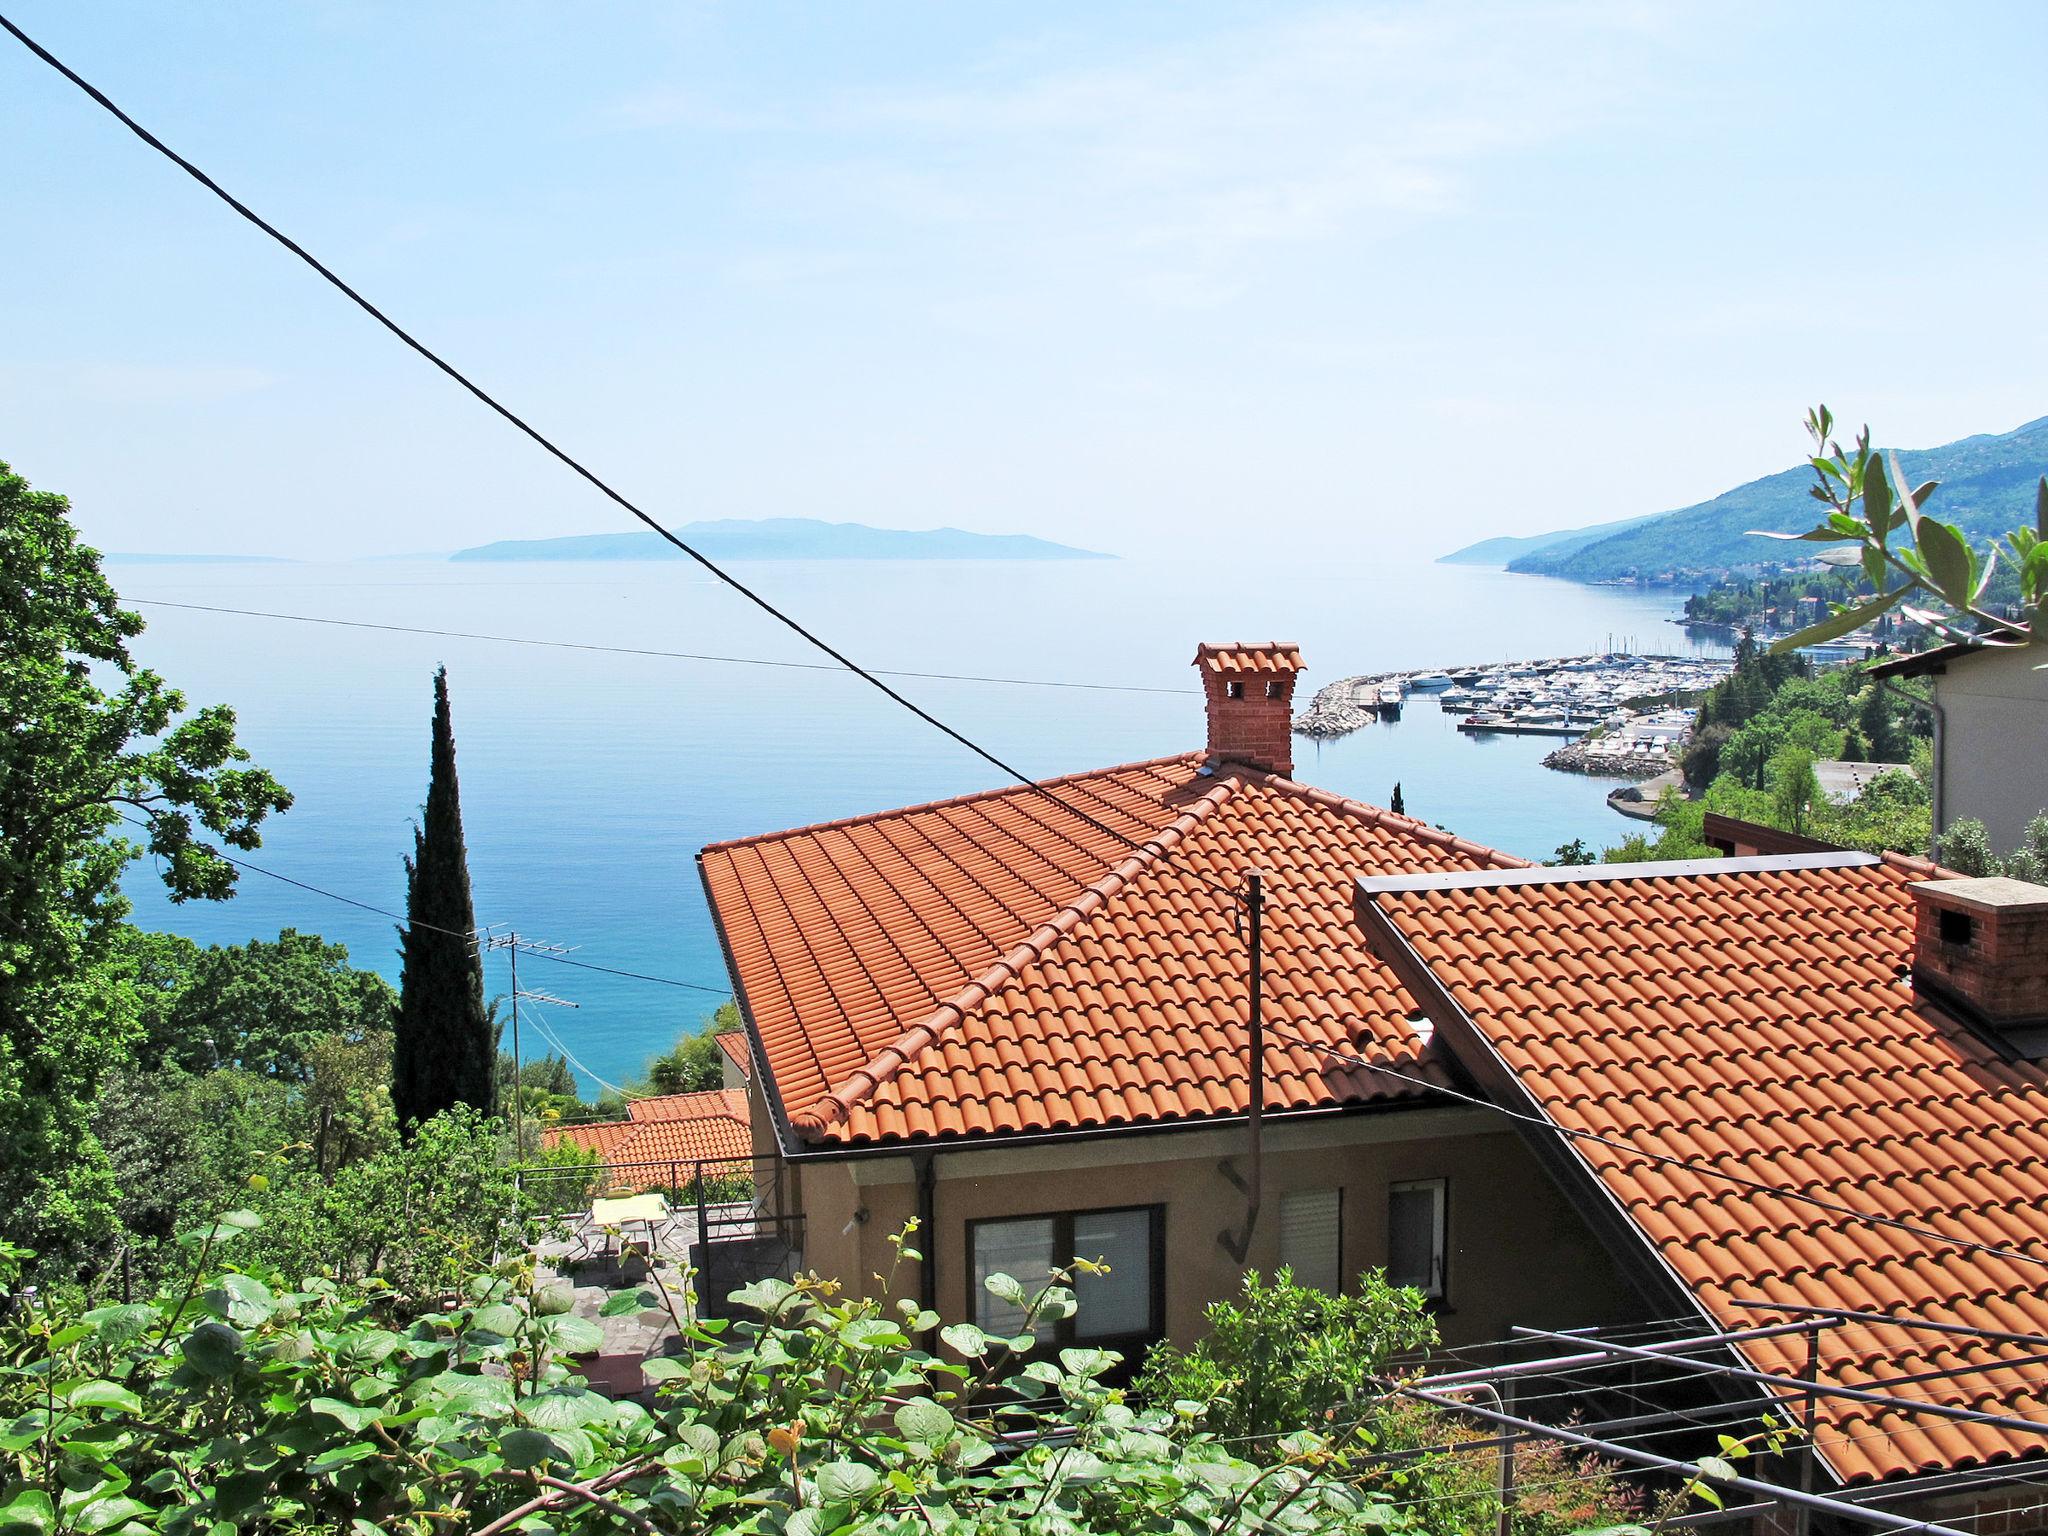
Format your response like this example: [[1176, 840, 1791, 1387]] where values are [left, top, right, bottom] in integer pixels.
[[1503, 414, 2048, 584], [1437, 513, 1657, 567]]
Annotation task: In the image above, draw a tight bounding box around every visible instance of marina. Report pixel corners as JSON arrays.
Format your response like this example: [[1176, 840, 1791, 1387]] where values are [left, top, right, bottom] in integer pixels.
[[1297, 652, 1733, 778]]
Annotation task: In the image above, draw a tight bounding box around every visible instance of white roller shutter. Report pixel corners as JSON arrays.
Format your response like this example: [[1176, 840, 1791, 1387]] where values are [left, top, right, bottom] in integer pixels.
[[1279, 1188, 1342, 1293]]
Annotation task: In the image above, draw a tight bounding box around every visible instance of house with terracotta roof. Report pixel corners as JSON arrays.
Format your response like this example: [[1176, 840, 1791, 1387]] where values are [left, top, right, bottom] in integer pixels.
[[713, 1029, 751, 1088], [1359, 850, 2048, 1520], [543, 1086, 752, 1180], [698, 643, 1649, 1356]]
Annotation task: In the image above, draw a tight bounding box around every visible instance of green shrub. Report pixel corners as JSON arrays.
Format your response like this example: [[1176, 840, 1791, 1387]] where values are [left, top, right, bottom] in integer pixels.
[[0, 1222, 1414, 1534], [1134, 1267, 1436, 1444]]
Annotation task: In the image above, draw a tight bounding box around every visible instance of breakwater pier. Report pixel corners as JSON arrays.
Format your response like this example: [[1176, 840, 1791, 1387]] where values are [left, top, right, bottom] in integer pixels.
[[1296, 651, 1731, 776]]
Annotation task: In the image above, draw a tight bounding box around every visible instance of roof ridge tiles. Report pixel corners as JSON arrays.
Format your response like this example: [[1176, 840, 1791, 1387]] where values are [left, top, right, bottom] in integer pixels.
[[1215, 765, 1534, 870], [698, 752, 1199, 854], [787, 777, 1239, 1138]]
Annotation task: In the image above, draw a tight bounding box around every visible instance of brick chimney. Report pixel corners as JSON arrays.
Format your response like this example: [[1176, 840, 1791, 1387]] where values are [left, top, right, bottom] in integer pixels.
[[1909, 877, 2048, 1040], [1193, 642, 1303, 778]]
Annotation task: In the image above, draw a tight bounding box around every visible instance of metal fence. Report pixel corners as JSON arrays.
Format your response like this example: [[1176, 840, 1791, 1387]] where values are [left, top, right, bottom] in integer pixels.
[[511, 1154, 802, 1307]]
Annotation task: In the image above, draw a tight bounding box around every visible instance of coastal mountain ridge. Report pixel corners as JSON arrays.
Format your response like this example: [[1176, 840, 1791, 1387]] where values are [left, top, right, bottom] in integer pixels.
[[450, 518, 1112, 563], [1437, 513, 1659, 568], [1442, 413, 2048, 583]]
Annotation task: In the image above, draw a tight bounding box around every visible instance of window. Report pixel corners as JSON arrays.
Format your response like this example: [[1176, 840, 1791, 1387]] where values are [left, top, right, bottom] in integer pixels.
[[1280, 1188, 1342, 1294], [971, 1216, 1056, 1339], [1226, 680, 1245, 699], [969, 1206, 1162, 1344], [1264, 679, 1285, 699], [1388, 1179, 1447, 1300]]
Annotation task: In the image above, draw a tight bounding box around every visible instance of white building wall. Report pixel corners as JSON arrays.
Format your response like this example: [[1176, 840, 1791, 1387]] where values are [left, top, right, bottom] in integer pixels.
[[1935, 646, 2048, 853]]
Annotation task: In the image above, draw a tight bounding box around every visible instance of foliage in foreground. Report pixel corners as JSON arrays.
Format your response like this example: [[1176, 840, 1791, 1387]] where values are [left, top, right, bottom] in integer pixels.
[[1135, 1270, 1650, 1536], [2, 1226, 1433, 1536], [1761, 404, 2045, 654]]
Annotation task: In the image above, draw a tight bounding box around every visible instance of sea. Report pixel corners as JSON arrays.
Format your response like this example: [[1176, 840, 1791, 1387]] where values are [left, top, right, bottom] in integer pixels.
[[113, 554, 1722, 1093]]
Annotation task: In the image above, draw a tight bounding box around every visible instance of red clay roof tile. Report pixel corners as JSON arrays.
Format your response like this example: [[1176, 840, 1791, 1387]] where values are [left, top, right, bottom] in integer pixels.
[[543, 1087, 751, 1169], [702, 755, 1524, 1148], [1369, 858, 2048, 1485]]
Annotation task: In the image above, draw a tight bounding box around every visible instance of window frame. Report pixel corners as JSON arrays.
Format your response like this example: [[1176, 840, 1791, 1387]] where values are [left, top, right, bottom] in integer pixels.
[[1387, 1177, 1449, 1302], [965, 1203, 1166, 1349]]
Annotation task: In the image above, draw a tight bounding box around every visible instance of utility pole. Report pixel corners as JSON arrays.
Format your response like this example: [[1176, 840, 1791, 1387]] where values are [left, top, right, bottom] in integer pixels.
[[1245, 869, 1264, 1244], [486, 931, 580, 1156], [1219, 871, 1266, 1262]]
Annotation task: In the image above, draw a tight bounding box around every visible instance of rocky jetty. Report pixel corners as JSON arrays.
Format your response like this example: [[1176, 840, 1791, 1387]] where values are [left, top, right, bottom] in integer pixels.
[[1541, 741, 1668, 780]]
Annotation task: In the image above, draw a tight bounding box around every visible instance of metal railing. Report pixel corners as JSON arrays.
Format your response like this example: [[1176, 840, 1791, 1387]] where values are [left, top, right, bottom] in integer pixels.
[[511, 1154, 802, 1293]]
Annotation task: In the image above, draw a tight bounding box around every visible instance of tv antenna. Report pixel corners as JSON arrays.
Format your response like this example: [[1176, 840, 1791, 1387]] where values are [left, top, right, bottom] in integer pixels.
[[485, 932, 581, 1152]]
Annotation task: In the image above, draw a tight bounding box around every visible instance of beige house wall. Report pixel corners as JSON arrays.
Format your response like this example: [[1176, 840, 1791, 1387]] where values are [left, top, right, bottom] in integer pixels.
[[779, 1105, 1650, 1356], [1933, 647, 2048, 854]]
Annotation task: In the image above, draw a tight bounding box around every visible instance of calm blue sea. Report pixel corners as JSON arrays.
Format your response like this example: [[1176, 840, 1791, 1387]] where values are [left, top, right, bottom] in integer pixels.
[[113, 554, 1719, 1092]]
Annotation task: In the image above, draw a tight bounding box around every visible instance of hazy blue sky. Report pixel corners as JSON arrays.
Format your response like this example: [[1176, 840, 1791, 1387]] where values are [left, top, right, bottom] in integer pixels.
[[5, 2, 2045, 562]]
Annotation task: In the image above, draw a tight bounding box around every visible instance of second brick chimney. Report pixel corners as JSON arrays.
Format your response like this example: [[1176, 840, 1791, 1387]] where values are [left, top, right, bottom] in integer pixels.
[[1193, 641, 1303, 778], [1910, 876, 2048, 1045]]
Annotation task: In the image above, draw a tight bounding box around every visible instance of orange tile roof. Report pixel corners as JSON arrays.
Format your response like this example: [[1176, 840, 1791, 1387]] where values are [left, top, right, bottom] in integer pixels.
[[544, 1087, 751, 1168], [700, 754, 1523, 1147], [714, 1031, 751, 1075], [1193, 641, 1303, 676], [1364, 854, 2048, 1485]]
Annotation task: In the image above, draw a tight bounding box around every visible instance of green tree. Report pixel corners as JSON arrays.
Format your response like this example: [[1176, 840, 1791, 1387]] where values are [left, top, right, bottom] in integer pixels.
[[1769, 747, 1822, 836], [639, 1001, 744, 1094], [0, 462, 289, 1258], [1135, 1268, 1436, 1445], [1855, 681, 1905, 763], [1390, 781, 1406, 816], [143, 927, 396, 1081], [392, 668, 495, 1132]]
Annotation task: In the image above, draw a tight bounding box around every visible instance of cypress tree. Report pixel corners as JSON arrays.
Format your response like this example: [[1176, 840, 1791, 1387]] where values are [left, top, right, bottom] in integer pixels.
[[1390, 782, 1406, 816], [393, 667, 496, 1132]]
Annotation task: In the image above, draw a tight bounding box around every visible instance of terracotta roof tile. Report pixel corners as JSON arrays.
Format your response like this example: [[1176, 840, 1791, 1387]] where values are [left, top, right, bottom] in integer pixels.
[[714, 1031, 751, 1075], [702, 755, 1525, 1148], [1369, 859, 2048, 1485], [1192, 641, 1304, 676], [543, 1087, 751, 1169]]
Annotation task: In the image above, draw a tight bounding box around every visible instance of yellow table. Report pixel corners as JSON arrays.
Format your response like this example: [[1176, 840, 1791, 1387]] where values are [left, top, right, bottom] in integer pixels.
[[587, 1193, 671, 1255]]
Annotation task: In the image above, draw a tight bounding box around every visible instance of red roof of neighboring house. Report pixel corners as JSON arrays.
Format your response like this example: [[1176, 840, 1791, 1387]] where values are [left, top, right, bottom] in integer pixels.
[[714, 1031, 751, 1076], [1362, 852, 2048, 1486], [544, 1087, 751, 1167], [699, 753, 1523, 1147]]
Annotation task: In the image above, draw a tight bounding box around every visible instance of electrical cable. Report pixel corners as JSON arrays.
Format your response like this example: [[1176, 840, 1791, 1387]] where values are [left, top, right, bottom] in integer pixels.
[[0, 11, 1241, 904], [123, 598, 1199, 697], [1267, 1024, 2048, 1273], [112, 810, 729, 996]]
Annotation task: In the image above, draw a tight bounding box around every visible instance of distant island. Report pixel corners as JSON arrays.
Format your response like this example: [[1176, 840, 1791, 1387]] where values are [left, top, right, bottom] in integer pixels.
[[1441, 413, 2048, 584], [450, 518, 1113, 563]]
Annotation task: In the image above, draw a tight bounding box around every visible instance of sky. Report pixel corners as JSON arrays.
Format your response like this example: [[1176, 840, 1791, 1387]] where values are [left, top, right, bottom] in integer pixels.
[[4, 1, 2046, 563]]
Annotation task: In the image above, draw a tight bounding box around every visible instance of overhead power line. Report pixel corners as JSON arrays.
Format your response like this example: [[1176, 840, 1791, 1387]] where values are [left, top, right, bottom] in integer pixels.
[[125, 599, 1199, 697], [112, 810, 729, 996], [1269, 1024, 2048, 1274], [0, 11, 1238, 904]]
